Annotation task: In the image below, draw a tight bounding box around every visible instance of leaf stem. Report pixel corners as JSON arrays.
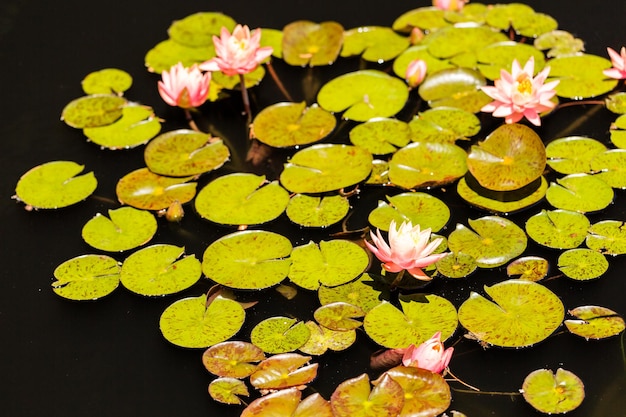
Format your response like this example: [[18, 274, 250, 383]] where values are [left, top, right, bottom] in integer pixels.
[[554, 99, 605, 110], [184, 108, 201, 132], [445, 368, 481, 392], [239, 73, 253, 137], [389, 270, 405, 289], [266, 61, 294, 102]]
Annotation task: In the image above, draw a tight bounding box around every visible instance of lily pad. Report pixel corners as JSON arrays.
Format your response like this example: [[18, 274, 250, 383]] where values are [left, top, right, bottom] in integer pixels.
[[120, 244, 201, 296], [168, 12, 236, 47], [586, 220, 626, 255], [116, 168, 196, 211], [61, 94, 127, 128], [241, 388, 332, 417], [202, 341, 266, 378], [280, 144, 372, 193], [282, 20, 344, 66], [211, 65, 266, 90], [564, 305, 626, 340], [144, 39, 214, 74], [83, 104, 161, 150], [534, 30, 585, 58], [299, 321, 356, 355], [458, 280, 564, 348], [202, 230, 292, 290], [409, 107, 481, 143], [417, 67, 492, 112], [330, 373, 404, 417], [208, 377, 249, 405], [547, 54, 618, 99], [286, 194, 350, 228], [52, 254, 121, 301], [506, 256, 549, 282], [610, 115, 626, 149], [366, 159, 390, 185], [159, 294, 245, 348], [144, 130, 230, 177], [382, 366, 451, 417], [317, 70, 409, 122], [447, 216, 527, 268], [476, 41, 546, 80], [341, 26, 410, 62], [367, 192, 450, 233], [606, 92, 626, 114], [557, 248, 609, 280], [81, 206, 157, 252], [435, 252, 477, 279], [388, 141, 468, 189], [314, 302, 364, 331], [545, 136, 607, 174], [392, 45, 455, 84], [349, 118, 411, 155], [318, 273, 387, 314], [195, 173, 290, 226], [250, 353, 318, 390], [456, 176, 548, 214], [521, 368, 585, 414], [525, 209, 590, 249], [590, 149, 626, 188], [392, 7, 449, 32], [81, 68, 132, 95], [546, 173, 614, 212], [14, 161, 97, 210], [427, 24, 509, 60], [252, 102, 336, 147], [250, 318, 311, 354]]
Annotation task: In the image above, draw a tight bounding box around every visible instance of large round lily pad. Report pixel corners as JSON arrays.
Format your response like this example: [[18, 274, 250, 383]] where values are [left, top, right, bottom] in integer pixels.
[[456, 176, 547, 214], [417, 67, 492, 112], [81, 68, 132, 95], [285, 194, 350, 228], [525, 209, 590, 249], [545, 173, 614, 212], [52, 254, 121, 301], [282, 20, 344, 66], [349, 118, 411, 155], [545, 136, 607, 174], [557, 248, 608, 280], [547, 54, 618, 99], [167, 12, 236, 47]]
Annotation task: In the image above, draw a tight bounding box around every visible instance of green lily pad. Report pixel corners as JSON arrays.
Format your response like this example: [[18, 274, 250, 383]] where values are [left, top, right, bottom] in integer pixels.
[[83, 104, 161, 150], [610, 115, 626, 149], [286, 194, 350, 228], [116, 168, 196, 210], [363, 294, 458, 349], [195, 173, 290, 227], [252, 102, 336, 147], [456, 176, 548, 214], [458, 280, 564, 348], [435, 252, 477, 279], [366, 159, 390, 185], [211, 65, 266, 90], [525, 209, 590, 249], [488, 5, 557, 37], [427, 24, 509, 59], [208, 377, 249, 405], [476, 41, 546, 80], [606, 92, 626, 114], [392, 7, 449, 32], [417, 67, 492, 112], [448, 216, 527, 268], [392, 45, 455, 84], [388, 141, 468, 189], [318, 273, 387, 314], [546, 173, 614, 212], [547, 54, 618, 99], [242, 389, 332, 417], [144, 39, 214, 74], [586, 220, 626, 255], [317, 70, 409, 122], [202, 230, 292, 290], [409, 107, 481, 143], [506, 256, 549, 282], [250, 353, 319, 391], [52, 254, 121, 301], [330, 373, 404, 417], [167, 12, 236, 47], [382, 366, 451, 417], [144, 130, 230, 177], [367, 192, 450, 233], [545, 136, 607, 174], [349, 118, 411, 155], [467, 123, 546, 192], [590, 149, 626, 188], [14, 161, 97, 210], [81, 68, 132, 95], [261, 28, 284, 59], [534, 30, 585, 58], [250, 318, 311, 354], [564, 305, 626, 340], [287, 240, 369, 290], [61, 94, 127, 128], [341, 26, 409, 62], [202, 340, 266, 378], [557, 248, 609, 280], [313, 302, 364, 331], [299, 321, 357, 355], [282, 20, 344, 66], [279, 144, 372, 193], [120, 244, 201, 296], [159, 294, 245, 348], [81, 206, 157, 252], [521, 368, 585, 414]]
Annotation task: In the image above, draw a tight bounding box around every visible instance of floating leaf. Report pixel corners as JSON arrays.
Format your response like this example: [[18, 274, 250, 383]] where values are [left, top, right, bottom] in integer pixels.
[[564, 305, 626, 340], [286, 194, 350, 228], [261, 28, 284, 59], [14, 161, 97, 209], [366, 159, 390, 185], [586, 220, 626, 255], [557, 248, 608, 280], [331, 373, 404, 417], [250, 318, 311, 354], [144, 39, 214, 74], [195, 173, 289, 226], [605, 92, 626, 114], [299, 321, 356, 355], [202, 341, 266, 378], [610, 114, 626, 149], [590, 149, 626, 188], [341, 26, 409, 62], [144, 130, 230, 177], [282, 20, 344, 66], [208, 377, 249, 405], [212, 65, 266, 90], [116, 168, 196, 211], [417, 67, 492, 112], [388, 141, 467, 189], [476, 41, 546, 80], [534, 30, 585, 58], [368, 192, 450, 233], [521, 368, 585, 414], [525, 209, 590, 249], [81, 206, 157, 252], [120, 244, 201, 296], [545, 136, 607, 174], [392, 45, 455, 84], [467, 123, 546, 191], [383, 366, 451, 417], [288, 240, 369, 290], [83, 104, 161, 149], [364, 294, 458, 349], [202, 230, 292, 290], [81, 68, 132, 95], [488, 5, 557, 37], [280, 144, 372, 193], [52, 254, 120, 301], [507, 256, 549, 282], [159, 294, 245, 348], [546, 173, 614, 212], [314, 302, 364, 331], [547, 54, 618, 99], [61, 94, 127, 128], [252, 102, 336, 147], [456, 176, 547, 214], [250, 353, 318, 390], [435, 252, 477, 279], [241, 388, 333, 417], [168, 12, 236, 47], [409, 107, 481, 143], [317, 70, 409, 121], [427, 24, 509, 60], [349, 118, 411, 155], [392, 7, 449, 32], [448, 216, 527, 268], [458, 280, 564, 348], [318, 273, 386, 313]]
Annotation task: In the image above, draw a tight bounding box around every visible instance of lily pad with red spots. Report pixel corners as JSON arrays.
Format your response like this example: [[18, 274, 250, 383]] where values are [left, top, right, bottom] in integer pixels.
[[250, 317, 310, 354], [585, 220, 626, 255], [282, 20, 344, 66], [241, 388, 333, 417], [116, 168, 196, 211], [330, 373, 404, 417], [81, 206, 157, 252], [249, 353, 318, 390], [313, 302, 364, 331], [525, 209, 590, 249], [564, 305, 625, 340], [202, 341, 266, 378], [381, 366, 451, 417], [52, 254, 121, 301], [506, 256, 549, 282], [298, 321, 357, 355], [521, 368, 585, 414], [557, 248, 608, 280], [208, 377, 249, 405]]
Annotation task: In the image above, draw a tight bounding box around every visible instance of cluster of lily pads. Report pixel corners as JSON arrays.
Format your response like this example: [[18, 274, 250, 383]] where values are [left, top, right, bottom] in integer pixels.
[[12, 2, 626, 416]]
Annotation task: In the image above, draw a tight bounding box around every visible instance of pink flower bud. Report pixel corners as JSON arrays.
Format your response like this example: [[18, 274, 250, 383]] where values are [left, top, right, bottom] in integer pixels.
[[405, 59, 428, 88], [402, 332, 453, 373]]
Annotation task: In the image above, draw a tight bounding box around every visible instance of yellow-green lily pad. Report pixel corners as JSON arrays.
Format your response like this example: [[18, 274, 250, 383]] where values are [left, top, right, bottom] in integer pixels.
[[409, 107, 481, 143], [282, 20, 344, 66], [417, 67, 492, 112], [545, 136, 607, 174], [534, 30, 585, 58], [546, 173, 614, 212], [349, 118, 411, 155], [81, 68, 132, 95], [392, 7, 449, 32], [557, 248, 609, 280], [313, 302, 364, 331], [318, 273, 387, 314], [427, 24, 509, 60], [586, 220, 626, 255], [61, 94, 127, 128], [116, 168, 196, 211], [285, 194, 350, 228], [392, 45, 455, 85], [208, 377, 249, 405], [564, 305, 625, 340], [476, 41, 546, 81], [506, 256, 549, 282], [456, 176, 548, 214], [547, 54, 618, 99], [250, 317, 311, 354], [341, 26, 410, 62], [52, 254, 121, 301], [435, 252, 477, 279], [299, 321, 357, 355], [521, 368, 585, 414], [367, 192, 450, 233], [202, 340, 266, 378], [81, 206, 157, 252], [330, 373, 404, 417], [590, 149, 626, 188], [525, 209, 590, 249], [83, 104, 161, 150], [167, 12, 236, 47], [144, 39, 214, 74], [610, 114, 626, 149], [382, 366, 452, 417]]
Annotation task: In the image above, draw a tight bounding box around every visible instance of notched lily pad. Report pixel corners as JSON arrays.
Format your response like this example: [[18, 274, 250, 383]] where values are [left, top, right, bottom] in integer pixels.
[[349, 118, 411, 155], [116, 168, 196, 211], [545, 136, 607, 174], [318, 273, 387, 314], [81, 68, 132, 95], [586, 220, 626, 255], [299, 321, 357, 355], [522, 368, 585, 414], [557, 248, 608, 281], [564, 305, 625, 340], [202, 340, 266, 378], [168, 12, 236, 47], [208, 377, 249, 405], [314, 302, 364, 331], [83, 104, 161, 150], [382, 366, 452, 417], [250, 318, 311, 354], [590, 149, 626, 188], [282, 20, 344, 66], [330, 373, 404, 417], [367, 192, 450, 233], [61, 94, 127, 128], [286, 194, 350, 228], [144, 39, 215, 74], [435, 252, 477, 279], [52, 254, 121, 301], [81, 206, 157, 252], [341, 26, 410, 62], [506, 256, 549, 282], [547, 54, 618, 99], [546, 173, 614, 213], [417, 67, 491, 112], [534, 30, 585, 58], [409, 107, 481, 143], [525, 209, 590, 249]]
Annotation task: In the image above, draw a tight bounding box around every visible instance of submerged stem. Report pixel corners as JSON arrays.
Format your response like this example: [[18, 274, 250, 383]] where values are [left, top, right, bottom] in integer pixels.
[[445, 368, 481, 392], [266, 61, 294, 102], [389, 270, 406, 289], [184, 108, 201, 132], [239, 73, 252, 137]]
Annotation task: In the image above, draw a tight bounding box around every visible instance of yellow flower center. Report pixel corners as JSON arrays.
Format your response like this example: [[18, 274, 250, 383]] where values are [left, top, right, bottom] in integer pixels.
[[516, 74, 533, 95]]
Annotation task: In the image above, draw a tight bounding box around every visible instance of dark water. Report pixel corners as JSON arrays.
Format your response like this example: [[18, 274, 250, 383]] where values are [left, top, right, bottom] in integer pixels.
[[1, 1, 625, 416]]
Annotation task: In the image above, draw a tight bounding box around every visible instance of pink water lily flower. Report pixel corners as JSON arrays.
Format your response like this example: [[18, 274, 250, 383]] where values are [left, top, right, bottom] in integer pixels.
[[406, 59, 427, 88], [480, 56, 559, 126], [603, 47, 626, 79], [402, 331, 453, 373], [158, 63, 211, 109], [433, 0, 465, 12], [200, 25, 273, 76], [364, 220, 447, 281]]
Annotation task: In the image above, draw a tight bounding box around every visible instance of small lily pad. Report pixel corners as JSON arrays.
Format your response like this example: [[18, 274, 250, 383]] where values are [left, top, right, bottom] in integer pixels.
[[610, 115, 626, 149], [341, 26, 410, 62], [590, 149, 626, 188], [61, 94, 127, 128], [83, 104, 161, 150], [282, 20, 344, 66], [116, 168, 196, 211], [299, 321, 357, 355], [250, 317, 311, 354], [81, 68, 132, 95], [208, 377, 249, 405], [564, 305, 626, 340], [313, 302, 364, 331], [367, 192, 450, 233], [506, 256, 549, 282], [168, 12, 236, 47], [349, 118, 411, 155], [534, 30, 585, 58], [547, 54, 618, 99], [417, 67, 492, 112], [409, 107, 481, 143], [318, 273, 387, 314], [522, 368, 585, 414], [250, 353, 318, 390], [286, 194, 350, 228], [435, 252, 477, 279], [144, 39, 214, 74], [545, 136, 607, 174], [557, 248, 608, 280], [52, 254, 121, 301], [525, 209, 590, 249], [202, 341, 266, 378], [546, 173, 614, 212], [81, 206, 157, 252], [586, 220, 626, 255], [330, 373, 404, 417]]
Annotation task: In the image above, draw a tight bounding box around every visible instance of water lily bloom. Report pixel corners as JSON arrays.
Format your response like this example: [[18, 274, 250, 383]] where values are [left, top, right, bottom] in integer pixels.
[[480, 56, 559, 126], [364, 220, 447, 281], [402, 331, 453, 373], [200, 25, 273, 76], [158, 63, 211, 109], [433, 0, 465, 11], [406, 59, 427, 88], [603, 47, 626, 79]]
